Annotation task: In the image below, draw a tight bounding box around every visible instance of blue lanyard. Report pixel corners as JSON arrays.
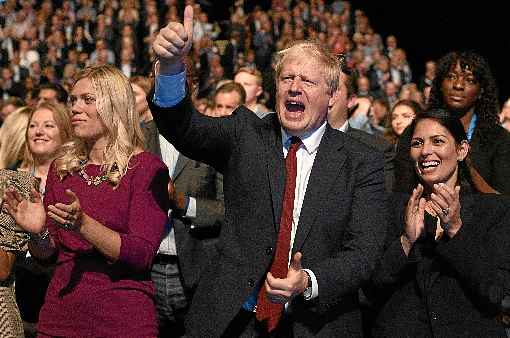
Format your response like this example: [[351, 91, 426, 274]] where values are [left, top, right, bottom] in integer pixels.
[[467, 114, 477, 142]]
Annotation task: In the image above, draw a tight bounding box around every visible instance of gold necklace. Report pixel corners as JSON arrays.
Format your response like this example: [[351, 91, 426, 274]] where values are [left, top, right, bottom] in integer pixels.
[[78, 161, 108, 186]]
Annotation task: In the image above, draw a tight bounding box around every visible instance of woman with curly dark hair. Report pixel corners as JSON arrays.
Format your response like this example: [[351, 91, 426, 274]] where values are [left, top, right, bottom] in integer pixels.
[[395, 51, 510, 194]]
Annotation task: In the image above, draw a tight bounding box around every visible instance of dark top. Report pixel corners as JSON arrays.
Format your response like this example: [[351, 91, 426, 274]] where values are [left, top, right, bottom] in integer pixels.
[[37, 152, 169, 338], [347, 125, 395, 192], [371, 192, 510, 337]]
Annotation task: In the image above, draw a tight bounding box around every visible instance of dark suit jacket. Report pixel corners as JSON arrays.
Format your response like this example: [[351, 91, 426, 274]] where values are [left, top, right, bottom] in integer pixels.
[[346, 125, 395, 192], [469, 125, 510, 194], [171, 154, 224, 291], [150, 94, 388, 337], [394, 125, 510, 194], [371, 192, 510, 337]]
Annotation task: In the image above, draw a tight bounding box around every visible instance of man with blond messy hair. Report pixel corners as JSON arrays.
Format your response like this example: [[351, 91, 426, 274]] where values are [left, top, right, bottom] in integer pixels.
[[150, 6, 387, 336]]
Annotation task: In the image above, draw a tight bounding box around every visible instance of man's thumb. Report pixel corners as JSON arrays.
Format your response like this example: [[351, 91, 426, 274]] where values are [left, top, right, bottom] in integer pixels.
[[290, 252, 303, 271], [183, 5, 194, 42]]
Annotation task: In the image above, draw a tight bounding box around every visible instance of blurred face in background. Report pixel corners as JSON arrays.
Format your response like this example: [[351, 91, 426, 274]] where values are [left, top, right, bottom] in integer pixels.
[[27, 108, 63, 160], [38, 88, 58, 104], [1, 104, 17, 121], [213, 91, 241, 117], [234, 71, 262, 105], [131, 83, 149, 116], [391, 104, 416, 136], [500, 99, 510, 122]]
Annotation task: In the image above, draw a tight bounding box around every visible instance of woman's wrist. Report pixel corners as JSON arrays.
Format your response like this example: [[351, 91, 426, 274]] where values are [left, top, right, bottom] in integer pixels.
[[400, 235, 413, 256], [29, 228, 50, 242], [59, 211, 84, 232], [446, 220, 462, 238]]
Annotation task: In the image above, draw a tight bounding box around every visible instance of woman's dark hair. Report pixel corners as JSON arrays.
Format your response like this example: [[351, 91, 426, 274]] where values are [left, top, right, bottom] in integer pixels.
[[428, 51, 499, 146], [406, 108, 476, 192]]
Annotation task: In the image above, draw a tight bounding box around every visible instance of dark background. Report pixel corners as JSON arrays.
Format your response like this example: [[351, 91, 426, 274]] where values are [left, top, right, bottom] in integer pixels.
[[207, 1, 509, 103]]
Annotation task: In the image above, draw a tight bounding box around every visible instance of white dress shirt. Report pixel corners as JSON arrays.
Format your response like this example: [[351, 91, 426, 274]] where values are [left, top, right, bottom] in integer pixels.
[[157, 135, 196, 256], [280, 124, 327, 301]]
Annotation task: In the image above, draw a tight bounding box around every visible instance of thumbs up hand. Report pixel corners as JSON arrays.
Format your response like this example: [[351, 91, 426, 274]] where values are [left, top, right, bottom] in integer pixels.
[[264, 252, 310, 304], [153, 5, 194, 75]]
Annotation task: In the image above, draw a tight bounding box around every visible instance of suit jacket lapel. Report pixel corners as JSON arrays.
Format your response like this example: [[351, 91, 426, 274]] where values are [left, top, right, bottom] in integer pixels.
[[261, 117, 285, 232], [293, 126, 347, 252], [173, 154, 190, 180]]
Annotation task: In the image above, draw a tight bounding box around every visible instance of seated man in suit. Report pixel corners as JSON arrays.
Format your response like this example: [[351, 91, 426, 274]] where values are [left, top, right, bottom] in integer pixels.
[[150, 6, 387, 336], [329, 56, 395, 192]]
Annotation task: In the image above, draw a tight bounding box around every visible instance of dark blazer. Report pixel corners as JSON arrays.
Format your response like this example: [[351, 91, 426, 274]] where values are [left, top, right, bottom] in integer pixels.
[[469, 125, 510, 194], [150, 94, 388, 337], [346, 125, 395, 192], [371, 192, 510, 337], [394, 125, 510, 194], [171, 154, 224, 291]]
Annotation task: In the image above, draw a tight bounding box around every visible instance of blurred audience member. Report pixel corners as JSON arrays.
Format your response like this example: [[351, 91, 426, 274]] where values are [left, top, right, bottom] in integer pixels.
[[14, 101, 72, 334], [208, 81, 245, 117], [499, 98, 510, 132], [357, 75, 373, 98], [18, 101, 73, 192], [0, 168, 38, 338], [37, 83, 68, 105], [385, 35, 398, 58], [0, 107, 31, 169], [234, 67, 269, 118], [418, 60, 437, 91], [383, 81, 399, 109], [0, 97, 24, 123], [129, 75, 161, 157], [329, 56, 395, 192], [384, 99, 422, 146], [370, 97, 390, 135]]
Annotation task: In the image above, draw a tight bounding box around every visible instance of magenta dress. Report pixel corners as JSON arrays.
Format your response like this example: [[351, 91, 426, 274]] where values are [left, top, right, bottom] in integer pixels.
[[37, 152, 169, 338]]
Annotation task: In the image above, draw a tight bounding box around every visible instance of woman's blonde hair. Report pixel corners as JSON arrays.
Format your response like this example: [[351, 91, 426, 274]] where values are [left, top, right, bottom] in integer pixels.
[[54, 64, 145, 187], [20, 101, 73, 170], [0, 106, 33, 169]]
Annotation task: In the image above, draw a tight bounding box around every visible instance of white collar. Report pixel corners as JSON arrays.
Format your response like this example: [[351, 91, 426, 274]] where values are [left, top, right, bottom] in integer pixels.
[[281, 122, 327, 155]]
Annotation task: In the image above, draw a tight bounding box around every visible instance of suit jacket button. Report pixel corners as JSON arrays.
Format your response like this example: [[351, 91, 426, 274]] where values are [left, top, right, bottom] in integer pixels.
[[248, 279, 255, 287], [430, 312, 439, 320], [265, 246, 273, 256]]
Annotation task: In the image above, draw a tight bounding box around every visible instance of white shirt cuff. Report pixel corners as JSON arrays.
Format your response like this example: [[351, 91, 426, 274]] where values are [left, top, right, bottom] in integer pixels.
[[302, 268, 319, 300], [153, 71, 187, 107]]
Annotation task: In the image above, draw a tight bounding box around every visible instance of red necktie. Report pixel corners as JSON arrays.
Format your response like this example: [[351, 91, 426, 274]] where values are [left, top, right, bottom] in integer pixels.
[[256, 136, 302, 332]]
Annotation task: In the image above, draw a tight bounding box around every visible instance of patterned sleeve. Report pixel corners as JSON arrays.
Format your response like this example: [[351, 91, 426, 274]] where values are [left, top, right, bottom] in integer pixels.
[[0, 170, 38, 253]]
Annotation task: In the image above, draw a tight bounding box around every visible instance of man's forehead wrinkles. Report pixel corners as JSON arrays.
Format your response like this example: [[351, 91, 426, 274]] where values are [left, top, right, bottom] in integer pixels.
[[282, 63, 322, 80]]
